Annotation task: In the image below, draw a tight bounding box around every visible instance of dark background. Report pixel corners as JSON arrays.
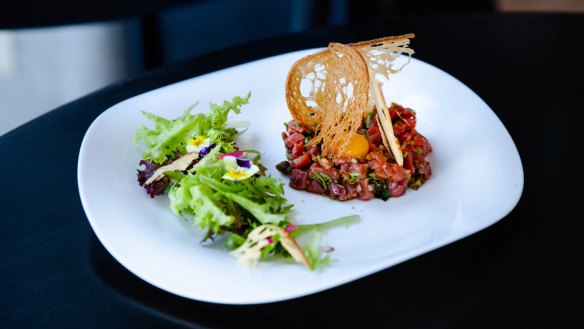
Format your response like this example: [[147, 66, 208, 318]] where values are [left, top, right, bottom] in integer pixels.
[[0, 0, 495, 74]]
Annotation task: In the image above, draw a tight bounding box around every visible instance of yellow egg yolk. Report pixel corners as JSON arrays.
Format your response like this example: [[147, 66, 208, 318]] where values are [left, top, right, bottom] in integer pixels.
[[338, 133, 369, 159]]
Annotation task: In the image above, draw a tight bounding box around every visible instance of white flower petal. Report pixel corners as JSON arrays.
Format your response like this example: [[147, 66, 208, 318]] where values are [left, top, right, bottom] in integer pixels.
[[246, 164, 259, 177], [222, 156, 239, 172], [222, 164, 260, 181]]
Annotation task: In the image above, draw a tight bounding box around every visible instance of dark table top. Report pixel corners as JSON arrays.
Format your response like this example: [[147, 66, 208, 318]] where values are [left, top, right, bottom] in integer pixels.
[[0, 0, 200, 28], [1, 12, 583, 329]]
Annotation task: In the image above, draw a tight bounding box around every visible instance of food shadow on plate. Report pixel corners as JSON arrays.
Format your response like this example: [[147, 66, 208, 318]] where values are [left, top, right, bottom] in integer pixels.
[[88, 212, 520, 328]]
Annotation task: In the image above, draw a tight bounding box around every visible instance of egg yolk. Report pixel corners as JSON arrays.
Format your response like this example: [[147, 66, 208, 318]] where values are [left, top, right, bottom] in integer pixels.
[[339, 133, 369, 159]]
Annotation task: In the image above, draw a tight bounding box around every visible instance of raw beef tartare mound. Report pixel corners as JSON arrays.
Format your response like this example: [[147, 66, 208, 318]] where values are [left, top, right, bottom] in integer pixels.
[[277, 103, 432, 201]]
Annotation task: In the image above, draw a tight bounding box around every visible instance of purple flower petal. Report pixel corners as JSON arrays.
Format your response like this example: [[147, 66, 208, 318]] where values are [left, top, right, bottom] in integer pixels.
[[198, 143, 216, 157], [236, 158, 251, 168]]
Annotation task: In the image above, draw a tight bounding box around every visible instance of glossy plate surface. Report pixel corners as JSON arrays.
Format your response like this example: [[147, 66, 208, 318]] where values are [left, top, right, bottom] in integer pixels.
[[78, 49, 523, 304]]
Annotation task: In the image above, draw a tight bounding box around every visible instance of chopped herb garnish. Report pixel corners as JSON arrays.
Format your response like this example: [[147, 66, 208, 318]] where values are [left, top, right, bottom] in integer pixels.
[[310, 171, 333, 190], [373, 184, 391, 201], [365, 111, 374, 129]]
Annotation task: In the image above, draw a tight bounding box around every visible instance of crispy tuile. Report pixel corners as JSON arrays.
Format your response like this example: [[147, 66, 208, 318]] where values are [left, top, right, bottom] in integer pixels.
[[285, 34, 415, 162], [303, 43, 369, 160], [145, 152, 199, 185], [231, 224, 309, 268]]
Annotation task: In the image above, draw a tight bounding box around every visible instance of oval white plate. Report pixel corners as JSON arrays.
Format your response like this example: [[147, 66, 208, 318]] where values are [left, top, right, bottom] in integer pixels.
[[78, 49, 523, 304]]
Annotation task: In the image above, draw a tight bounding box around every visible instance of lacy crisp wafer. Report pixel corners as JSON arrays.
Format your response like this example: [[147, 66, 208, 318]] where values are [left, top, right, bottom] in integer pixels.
[[285, 34, 415, 163]]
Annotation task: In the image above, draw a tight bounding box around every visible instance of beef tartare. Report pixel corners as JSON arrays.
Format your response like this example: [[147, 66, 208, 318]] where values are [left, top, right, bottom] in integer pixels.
[[277, 103, 432, 201]]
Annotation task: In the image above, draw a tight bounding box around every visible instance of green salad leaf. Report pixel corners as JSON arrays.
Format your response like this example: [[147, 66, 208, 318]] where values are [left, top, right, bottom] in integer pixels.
[[291, 215, 360, 237], [302, 231, 331, 270], [168, 152, 292, 236], [134, 92, 250, 164], [293, 215, 360, 270]]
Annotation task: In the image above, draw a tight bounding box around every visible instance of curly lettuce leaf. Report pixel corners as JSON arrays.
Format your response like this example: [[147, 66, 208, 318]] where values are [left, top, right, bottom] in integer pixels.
[[292, 215, 360, 270], [168, 176, 234, 232], [134, 93, 250, 164], [168, 152, 292, 235], [221, 192, 286, 225]]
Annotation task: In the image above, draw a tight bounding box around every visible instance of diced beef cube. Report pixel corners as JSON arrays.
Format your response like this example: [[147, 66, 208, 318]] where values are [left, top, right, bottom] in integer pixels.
[[358, 179, 375, 200], [284, 132, 305, 148], [307, 179, 326, 194], [327, 182, 347, 200], [289, 169, 309, 190], [388, 179, 408, 197], [344, 183, 358, 200], [292, 152, 311, 169], [286, 120, 306, 134]]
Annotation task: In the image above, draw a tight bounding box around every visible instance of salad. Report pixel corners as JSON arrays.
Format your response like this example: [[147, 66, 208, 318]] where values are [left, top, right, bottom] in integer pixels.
[[134, 93, 358, 269]]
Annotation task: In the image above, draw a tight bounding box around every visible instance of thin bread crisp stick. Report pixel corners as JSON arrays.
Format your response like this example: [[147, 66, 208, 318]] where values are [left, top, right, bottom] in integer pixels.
[[369, 77, 404, 166]]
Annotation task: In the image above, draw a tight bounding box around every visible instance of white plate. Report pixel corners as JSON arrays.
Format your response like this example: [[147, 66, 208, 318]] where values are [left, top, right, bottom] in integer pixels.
[[78, 48, 523, 304]]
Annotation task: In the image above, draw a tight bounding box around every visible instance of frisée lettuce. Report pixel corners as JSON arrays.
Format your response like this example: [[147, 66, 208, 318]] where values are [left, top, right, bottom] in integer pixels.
[[134, 93, 359, 269], [134, 93, 249, 164]]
